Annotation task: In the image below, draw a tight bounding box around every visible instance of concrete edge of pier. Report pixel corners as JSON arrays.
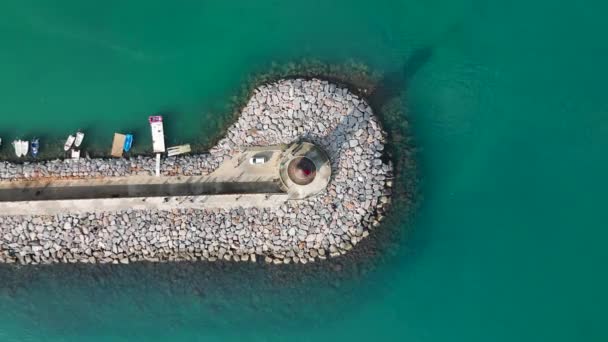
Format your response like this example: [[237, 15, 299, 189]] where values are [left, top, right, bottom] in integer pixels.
[[0, 193, 289, 216]]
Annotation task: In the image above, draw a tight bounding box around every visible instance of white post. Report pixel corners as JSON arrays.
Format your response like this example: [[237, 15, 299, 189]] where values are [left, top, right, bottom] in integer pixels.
[[155, 153, 161, 177]]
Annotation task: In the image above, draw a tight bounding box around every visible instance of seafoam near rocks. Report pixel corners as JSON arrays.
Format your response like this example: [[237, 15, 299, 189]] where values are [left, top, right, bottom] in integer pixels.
[[0, 78, 393, 265]]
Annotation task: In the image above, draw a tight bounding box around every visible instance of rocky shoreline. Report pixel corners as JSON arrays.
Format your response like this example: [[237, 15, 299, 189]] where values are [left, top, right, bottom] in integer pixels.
[[0, 78, 393, 265]]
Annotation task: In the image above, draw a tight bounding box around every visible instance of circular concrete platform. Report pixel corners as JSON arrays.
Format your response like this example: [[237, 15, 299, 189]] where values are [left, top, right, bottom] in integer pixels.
[[287, 156, 317, 185], [279, 142, 331, 199]]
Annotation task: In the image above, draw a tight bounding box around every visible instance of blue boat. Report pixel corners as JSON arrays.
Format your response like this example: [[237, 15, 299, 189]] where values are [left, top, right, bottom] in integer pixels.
[[123, 134, 133, 152], [31, 138, 39, 158]]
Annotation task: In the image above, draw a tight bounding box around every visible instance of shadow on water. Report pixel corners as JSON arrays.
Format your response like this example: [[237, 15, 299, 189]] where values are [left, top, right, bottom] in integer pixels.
[[0, 250, 403, 334], [369, 48, 436, 278], [369, 46, 433, 108]]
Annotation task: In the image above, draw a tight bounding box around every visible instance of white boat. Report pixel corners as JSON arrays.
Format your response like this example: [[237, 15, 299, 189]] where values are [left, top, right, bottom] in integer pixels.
[[64, 135, 76, 151], [21, 140, 29, 156], [71, 149, 81, 160], [149, 116, 166, 153], [74, 131, 85, 148], [12, 140, 28, 158], [13, 140, 23, 157]]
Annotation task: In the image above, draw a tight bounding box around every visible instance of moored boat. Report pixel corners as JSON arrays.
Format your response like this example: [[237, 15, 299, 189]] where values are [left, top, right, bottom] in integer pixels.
[[149, 116, 165, 153], [64, 135, 75, 151], [13, 140, 23, 157], [74, 131, 85, 148], [21, 140, 29, 157], [123, 134, 133, 152], [13, 140, 28, 158], [31, 138, 39, 158]]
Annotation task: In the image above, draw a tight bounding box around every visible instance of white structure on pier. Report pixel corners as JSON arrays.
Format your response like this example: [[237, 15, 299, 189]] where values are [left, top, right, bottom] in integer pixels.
[[149, 115, 165, 153]]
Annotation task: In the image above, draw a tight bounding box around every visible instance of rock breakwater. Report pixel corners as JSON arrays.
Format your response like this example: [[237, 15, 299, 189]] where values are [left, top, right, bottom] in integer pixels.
[[0, 78, 393, 265]]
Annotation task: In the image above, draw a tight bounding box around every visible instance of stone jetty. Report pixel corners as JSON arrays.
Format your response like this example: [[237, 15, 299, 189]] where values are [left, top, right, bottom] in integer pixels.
[[0, 78, 393, 265]]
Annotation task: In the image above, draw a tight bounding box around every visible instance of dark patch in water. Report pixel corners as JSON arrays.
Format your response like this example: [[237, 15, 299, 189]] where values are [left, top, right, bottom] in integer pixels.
[[369, 46, 433, 108]]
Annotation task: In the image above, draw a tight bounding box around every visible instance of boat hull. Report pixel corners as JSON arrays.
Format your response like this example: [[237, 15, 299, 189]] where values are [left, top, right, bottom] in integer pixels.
[[64, 135, 75, 151], [13, 140, 22, 158], [31, 139, 39, 157], [149, 116, 165, 153], [123, 134, 133, 152], [74, 132, 84, 147], [21, 141, 29, 157]]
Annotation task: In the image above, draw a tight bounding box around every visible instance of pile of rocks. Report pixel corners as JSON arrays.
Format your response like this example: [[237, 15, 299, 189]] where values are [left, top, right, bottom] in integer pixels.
[[0, 153, 219, 180], [0, 78, 393, 265]]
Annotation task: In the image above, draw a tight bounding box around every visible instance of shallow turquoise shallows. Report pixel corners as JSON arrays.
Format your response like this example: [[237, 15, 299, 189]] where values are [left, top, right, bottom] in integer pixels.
[[1, 1, 607, 341]]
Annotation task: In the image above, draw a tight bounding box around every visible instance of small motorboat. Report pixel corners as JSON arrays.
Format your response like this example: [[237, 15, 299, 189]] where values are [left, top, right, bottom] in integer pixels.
[[13, 140, 23, 157], [31, 138, 39, 158], [21, 140, 29, 157], [64, 135, 76, 151], [123, 134, 133, 152], [149, 115, 165, 153], [74, 131, 85, 148], [13, 140, 28, 158]]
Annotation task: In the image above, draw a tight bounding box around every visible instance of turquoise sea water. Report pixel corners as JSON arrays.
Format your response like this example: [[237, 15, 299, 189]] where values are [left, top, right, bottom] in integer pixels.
[[1, 1, 608, 341]]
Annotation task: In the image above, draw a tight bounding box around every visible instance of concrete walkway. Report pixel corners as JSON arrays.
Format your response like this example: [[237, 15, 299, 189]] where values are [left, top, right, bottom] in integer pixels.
[[0, 143, 332, 216], [0, 150, 289, 215], [0, 193, 288, 216], [0, 175, 282, 202]]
